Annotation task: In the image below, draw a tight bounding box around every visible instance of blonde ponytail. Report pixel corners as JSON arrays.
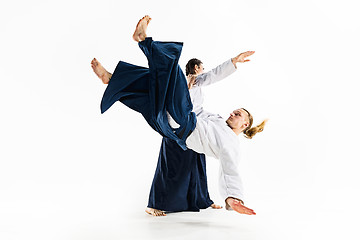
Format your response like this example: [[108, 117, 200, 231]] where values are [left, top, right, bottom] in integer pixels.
[[241, 108, 268, 139], [243, 120, 267, 139]]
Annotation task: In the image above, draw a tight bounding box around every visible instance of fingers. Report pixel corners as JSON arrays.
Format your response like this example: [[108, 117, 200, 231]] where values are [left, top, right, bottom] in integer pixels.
[[233, 51, 255, 63], [242, 206, 256, 215], [241, 51, 255, 60], [237, 51, 255, 58], [242, 51, 255, 57], [232, 201, 256, 215], [243, 206, 256, 215], [241, 208, 256, 215]]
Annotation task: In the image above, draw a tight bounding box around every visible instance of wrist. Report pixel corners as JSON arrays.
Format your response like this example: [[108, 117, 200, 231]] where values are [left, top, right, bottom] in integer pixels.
[[225, 197, 232, 210], [231, 58, 237, 68]]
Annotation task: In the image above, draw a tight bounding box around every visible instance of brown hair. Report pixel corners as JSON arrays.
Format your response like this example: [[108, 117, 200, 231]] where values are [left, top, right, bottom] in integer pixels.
[[241, 108, 268, 139], [185, 58, 203, 76]]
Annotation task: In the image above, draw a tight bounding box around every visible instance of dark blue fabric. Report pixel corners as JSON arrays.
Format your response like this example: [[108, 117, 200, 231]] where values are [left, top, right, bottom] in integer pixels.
[[101, 37, 196, 150], [148, 138, 213, 212], [100, 37, 213, 212]]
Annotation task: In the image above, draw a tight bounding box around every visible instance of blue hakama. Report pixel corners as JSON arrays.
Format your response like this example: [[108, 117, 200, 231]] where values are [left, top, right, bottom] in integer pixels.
[[101, 37, 213, 212], [101, 37, 196, 150], [148, 138, 213, 212]]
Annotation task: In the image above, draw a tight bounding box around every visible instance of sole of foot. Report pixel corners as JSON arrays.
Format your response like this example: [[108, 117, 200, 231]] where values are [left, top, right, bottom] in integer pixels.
[[132, 15, 152, 42], [91, 58, 110, 84]]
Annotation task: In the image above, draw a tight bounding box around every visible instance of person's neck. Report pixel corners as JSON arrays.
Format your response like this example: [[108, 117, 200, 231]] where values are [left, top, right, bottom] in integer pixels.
[[226, 123, 242, 136], [232, 128, 242, 136]]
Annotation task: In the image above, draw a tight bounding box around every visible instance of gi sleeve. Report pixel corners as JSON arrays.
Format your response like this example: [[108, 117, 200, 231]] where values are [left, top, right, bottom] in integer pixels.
[[194, 59, 237, 87], [218, 146, 245, 201]]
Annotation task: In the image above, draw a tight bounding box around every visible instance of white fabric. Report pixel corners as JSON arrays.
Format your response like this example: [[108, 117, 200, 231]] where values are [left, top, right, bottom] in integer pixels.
[[168, 58, 244, 200], [185, 115, 244, 200]]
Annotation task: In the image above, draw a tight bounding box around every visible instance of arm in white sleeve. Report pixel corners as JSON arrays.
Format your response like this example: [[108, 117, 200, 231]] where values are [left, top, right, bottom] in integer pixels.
[[195, 59, 237, 87], [218, 146, 245, 201]]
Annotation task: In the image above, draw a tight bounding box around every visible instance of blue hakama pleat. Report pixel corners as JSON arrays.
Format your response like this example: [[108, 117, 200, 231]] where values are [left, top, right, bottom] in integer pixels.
[[148, 138, 213, 212]]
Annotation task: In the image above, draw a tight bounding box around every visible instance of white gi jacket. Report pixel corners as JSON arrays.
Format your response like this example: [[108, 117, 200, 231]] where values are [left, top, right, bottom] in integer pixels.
[[186, 114, 244, 201], [186, 59, 245, 201], [168, 59, 244, 201]]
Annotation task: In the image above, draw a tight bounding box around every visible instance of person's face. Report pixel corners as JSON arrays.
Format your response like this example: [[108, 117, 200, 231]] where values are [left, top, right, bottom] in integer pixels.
[[226, 109, 249, 131], [194, 64, 204, 75]]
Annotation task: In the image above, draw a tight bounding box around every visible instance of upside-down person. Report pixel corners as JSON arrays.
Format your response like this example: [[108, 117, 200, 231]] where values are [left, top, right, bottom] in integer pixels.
[[91, 15, 267, 215]]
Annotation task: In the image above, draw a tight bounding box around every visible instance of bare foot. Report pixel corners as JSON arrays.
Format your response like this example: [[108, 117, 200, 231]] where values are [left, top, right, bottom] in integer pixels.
[[226, 198, 256, 215], [210, 203, 223, 209], [91, 58, 112, 84], [133, 15, 152, 42], [145, 207, 166, 216]]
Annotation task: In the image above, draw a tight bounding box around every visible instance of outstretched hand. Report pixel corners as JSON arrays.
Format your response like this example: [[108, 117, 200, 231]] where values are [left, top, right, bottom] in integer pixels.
[[226, 198, 256, 215], [232, 51, 255, 66]]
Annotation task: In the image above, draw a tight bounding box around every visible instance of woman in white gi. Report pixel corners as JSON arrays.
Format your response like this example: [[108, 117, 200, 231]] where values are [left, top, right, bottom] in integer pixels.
[[91, 15, 266, 215]]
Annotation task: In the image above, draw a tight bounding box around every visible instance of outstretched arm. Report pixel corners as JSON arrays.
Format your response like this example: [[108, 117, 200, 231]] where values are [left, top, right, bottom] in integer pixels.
[[218, 145, 256, 215], [190, 51, 255, 88], [191, 59, 236, 87]]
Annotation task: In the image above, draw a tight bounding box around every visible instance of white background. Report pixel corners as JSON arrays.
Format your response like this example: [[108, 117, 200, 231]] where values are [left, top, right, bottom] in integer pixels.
[[1, 0, 360, 239]]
